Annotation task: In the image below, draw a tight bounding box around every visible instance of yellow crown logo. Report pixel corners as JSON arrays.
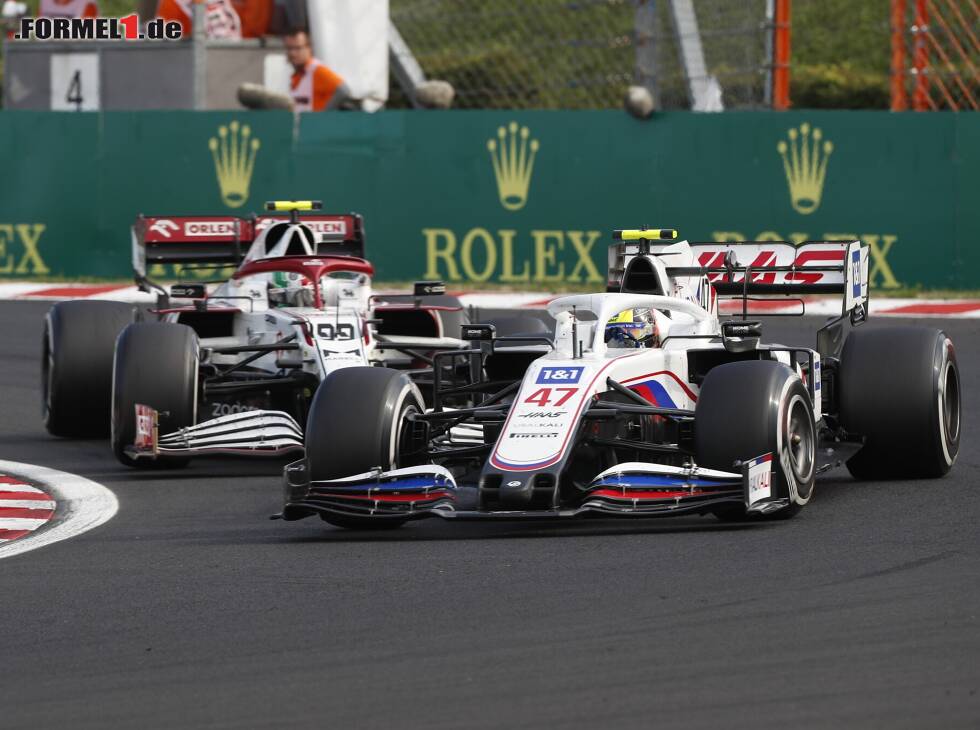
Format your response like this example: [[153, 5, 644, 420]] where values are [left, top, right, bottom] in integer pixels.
[[777, 122, 833, 215], [487, 122, 540, 211], [208, 121, 260, 209]]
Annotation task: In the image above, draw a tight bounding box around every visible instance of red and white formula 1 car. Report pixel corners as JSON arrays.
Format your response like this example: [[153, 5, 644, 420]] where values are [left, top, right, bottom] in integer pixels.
[[279, 228, 960, 529], [42, 201, 543, 467]]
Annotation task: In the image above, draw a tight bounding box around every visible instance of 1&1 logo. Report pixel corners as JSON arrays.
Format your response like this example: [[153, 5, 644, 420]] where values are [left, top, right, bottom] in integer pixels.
[[536, 367, 584, 385]]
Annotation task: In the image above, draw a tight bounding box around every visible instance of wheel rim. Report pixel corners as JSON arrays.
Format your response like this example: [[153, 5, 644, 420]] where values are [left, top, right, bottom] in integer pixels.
[[394, 402, 421, 468], [786, 395, 815, 486], [940, 357, 960, 445]]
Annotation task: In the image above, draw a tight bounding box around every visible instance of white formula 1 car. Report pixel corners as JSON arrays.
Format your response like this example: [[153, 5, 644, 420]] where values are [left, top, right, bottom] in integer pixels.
[[280, 228, 960, 528]]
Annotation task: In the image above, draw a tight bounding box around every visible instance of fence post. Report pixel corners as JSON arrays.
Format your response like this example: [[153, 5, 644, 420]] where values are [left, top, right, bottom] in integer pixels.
[[772, 0, 791, 110], [890, 0, 908, 110]]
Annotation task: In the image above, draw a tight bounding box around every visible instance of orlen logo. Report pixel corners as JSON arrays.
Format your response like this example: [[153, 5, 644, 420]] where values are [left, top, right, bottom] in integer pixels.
[[254, 218, 348, 236], [148, 219, 179, 238], [185, 221, 237, 237], [306, 221, 347, 235]]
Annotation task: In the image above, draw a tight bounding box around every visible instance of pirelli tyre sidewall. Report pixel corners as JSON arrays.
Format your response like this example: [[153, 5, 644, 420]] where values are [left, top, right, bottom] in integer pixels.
[[840, 326, 960, 479], [306, 367, 424, 529], [42, 301, 135, 437], [695, 360, 816, 518], [306, 367, 424, 482], [111, 322, 199, 469]]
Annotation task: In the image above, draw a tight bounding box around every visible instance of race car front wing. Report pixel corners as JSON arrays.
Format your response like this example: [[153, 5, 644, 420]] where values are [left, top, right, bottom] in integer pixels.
[[578, 455, 786, 515], [128, 405, 304, 460], [279, 463, 458, 521], [277, 453, 785, 522]]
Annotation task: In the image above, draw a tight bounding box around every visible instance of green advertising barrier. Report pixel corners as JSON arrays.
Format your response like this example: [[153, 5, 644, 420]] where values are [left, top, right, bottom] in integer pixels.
[[0, 110, 976, 288]]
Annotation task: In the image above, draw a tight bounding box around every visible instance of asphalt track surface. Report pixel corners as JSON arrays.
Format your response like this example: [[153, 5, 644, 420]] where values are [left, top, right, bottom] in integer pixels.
[[1, 300, 978, 729]]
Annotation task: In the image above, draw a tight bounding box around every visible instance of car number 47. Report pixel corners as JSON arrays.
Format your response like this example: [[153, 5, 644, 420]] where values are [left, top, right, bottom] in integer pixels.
[[524, 387, 577, 407]]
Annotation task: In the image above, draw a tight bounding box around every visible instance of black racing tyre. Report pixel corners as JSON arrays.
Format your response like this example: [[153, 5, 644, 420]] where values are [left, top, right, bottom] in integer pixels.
[[111, 323, 198, 469], [839, 326, 960, 479], [695, 360, 816, 521], [42, 301, 134, 437], [482, 315, 550, 339], [306, 367, 424, 529]]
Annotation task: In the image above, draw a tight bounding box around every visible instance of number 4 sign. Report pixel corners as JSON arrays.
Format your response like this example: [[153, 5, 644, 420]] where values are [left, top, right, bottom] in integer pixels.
[[50, 54, 100, 111]]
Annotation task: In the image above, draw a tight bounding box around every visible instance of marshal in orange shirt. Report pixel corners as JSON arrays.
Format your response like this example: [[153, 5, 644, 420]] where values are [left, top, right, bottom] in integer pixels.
[[290, 59, 344, 112]]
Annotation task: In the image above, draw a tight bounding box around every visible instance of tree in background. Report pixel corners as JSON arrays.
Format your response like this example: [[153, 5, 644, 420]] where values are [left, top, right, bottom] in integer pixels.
[[791, 0, 891, 108]]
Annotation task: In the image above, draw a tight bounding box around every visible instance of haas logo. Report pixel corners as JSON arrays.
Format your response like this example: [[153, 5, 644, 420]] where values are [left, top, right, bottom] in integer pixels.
[[148, 219, 179, 238]]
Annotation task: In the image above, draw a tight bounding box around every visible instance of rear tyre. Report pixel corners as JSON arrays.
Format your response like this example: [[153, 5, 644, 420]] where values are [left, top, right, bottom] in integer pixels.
[[306, 367, 424, 529], [111, 323, 198, 469], [839, 326, 960, 479], [42, 301, 134, 437], [695, 360, 816, 521]]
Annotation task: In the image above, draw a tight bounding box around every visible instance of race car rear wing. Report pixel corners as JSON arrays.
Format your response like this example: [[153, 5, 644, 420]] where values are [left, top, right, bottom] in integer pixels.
[[132, 212, 366, 278], [608, 233, 869, 317]]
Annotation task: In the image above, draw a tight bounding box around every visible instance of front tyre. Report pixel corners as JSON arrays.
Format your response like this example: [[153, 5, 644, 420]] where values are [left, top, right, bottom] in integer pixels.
[[306, 367, 424, 529], [695, 360, 816, 521], [111, 323, 198, 469]]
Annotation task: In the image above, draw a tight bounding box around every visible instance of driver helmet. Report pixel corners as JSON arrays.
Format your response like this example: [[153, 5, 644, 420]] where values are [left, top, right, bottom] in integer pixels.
[[268, 271, 315, 308], [605, 308, 660, 349]]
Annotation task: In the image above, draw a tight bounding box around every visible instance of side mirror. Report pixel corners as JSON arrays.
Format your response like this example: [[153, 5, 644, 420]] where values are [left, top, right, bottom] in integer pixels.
[[461, 324, 495, 341], [722, 320, 762, 353], [413, 280, 446, 296]]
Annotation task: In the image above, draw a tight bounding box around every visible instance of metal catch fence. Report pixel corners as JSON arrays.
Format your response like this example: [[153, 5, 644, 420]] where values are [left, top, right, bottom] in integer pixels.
[[890, 0, 979, 110], [389, 0, 773, 109]]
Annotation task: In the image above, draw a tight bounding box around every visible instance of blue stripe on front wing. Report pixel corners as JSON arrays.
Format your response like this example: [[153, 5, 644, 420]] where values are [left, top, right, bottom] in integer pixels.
[[314, 476, 453, 491], [593, 475, 737, 488]]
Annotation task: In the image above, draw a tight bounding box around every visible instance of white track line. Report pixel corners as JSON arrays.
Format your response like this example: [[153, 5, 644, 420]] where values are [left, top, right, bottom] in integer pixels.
[[0, 460, 119, 561]]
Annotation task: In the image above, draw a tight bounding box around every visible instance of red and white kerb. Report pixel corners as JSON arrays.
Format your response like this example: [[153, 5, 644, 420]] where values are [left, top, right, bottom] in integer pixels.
[[0, 475, 56, 544]]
